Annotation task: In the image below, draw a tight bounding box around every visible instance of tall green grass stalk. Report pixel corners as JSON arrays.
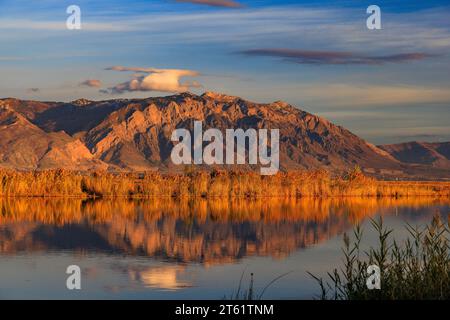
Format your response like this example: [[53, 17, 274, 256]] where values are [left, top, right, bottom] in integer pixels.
[[309, 215, 450, 300]]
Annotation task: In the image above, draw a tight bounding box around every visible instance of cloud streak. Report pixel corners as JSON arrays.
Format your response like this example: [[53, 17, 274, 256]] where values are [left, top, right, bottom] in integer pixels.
[[2, 6, 449, 55], [79, 79, 102, 88], [176, 0, 243, 8], [296, 84, 450, 107], [239, 49, 436, 65], [106, 66, 201, 94]]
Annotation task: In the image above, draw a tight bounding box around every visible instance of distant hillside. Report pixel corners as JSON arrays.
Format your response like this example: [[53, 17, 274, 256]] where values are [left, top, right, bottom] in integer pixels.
[[379, 142, 450, 169]]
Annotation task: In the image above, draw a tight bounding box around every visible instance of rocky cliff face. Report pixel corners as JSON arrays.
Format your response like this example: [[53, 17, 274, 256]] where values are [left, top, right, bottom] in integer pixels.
[[0, 100, 107, 171], [0, 93, 448, 178]]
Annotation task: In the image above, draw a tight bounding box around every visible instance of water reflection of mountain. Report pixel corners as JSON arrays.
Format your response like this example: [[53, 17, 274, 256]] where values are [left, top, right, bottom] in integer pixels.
[[0, 198, 448, 264]]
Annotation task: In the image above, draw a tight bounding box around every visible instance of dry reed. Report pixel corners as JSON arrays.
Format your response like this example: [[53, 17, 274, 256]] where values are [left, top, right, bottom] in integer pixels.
[[0, 168, 449, 198]]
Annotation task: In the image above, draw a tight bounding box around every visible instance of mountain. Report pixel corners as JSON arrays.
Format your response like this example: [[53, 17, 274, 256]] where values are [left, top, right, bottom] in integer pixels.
[[379, 141, 450, 169], [0, 93, 448, 179], [0, 100, 107, 171]]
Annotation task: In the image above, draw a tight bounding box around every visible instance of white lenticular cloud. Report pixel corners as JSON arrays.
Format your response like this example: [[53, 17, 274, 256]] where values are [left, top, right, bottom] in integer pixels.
[[106, 66, 202, 93]]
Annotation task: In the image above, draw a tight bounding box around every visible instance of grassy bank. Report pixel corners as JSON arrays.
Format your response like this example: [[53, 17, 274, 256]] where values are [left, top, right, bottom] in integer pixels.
[[310, 216, 450, 300], [0, 168, 449, 198]]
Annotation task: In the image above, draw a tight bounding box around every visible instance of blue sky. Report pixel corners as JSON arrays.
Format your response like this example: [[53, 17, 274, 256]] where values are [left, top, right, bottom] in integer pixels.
[[0, 0, 449, 144]]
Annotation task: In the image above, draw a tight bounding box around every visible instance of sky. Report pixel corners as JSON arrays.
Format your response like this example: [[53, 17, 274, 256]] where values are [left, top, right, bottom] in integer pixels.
[[0, 0, 449, 144]]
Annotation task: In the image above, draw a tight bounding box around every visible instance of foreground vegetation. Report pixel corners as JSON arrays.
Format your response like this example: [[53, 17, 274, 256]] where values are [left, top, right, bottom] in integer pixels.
[[0, 168, 449, 198], [310, 216, 450, 300]]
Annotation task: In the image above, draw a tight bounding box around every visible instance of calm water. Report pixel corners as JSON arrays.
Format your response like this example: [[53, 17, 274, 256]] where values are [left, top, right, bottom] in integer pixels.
[[0, 197, 448, 299]]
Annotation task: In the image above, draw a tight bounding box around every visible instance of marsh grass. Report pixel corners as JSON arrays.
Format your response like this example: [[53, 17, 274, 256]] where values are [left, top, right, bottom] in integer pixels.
[[309, 215, 450, 300], [0, 168, 449, 198]]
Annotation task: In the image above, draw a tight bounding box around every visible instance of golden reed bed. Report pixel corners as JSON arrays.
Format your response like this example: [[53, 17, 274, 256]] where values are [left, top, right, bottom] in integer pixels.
[[0, 168, 449, 198]]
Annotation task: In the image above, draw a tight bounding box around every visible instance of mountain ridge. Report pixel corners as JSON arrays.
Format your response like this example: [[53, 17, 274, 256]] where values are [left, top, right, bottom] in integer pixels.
[[379, 141, 450, 168], [0, 93, 448, 180]]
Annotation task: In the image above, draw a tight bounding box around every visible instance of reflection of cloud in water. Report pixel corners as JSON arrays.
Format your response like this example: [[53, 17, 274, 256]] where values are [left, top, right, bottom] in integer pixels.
[[128, 266, 192, 291]]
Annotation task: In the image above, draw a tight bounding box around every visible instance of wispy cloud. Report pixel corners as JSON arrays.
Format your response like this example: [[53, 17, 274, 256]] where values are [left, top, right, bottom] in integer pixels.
[[239, 49, 436, 65], [296, 84, 450, 107], [359, 126, 450, 145], [175, 0, 243, 8], [1, 6, 449, 53], [106, 66, 202, 93], [0, 19, 129, 32], [0, 56, 25, 61], [79, 79, 102, 88]]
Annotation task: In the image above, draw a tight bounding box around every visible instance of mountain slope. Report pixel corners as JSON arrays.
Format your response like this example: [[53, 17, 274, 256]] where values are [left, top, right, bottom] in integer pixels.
[[79, 92, 402, 172], [0, 93, 448, 178], [379, 141, 450, 169], [0, 100, 108, 171]]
